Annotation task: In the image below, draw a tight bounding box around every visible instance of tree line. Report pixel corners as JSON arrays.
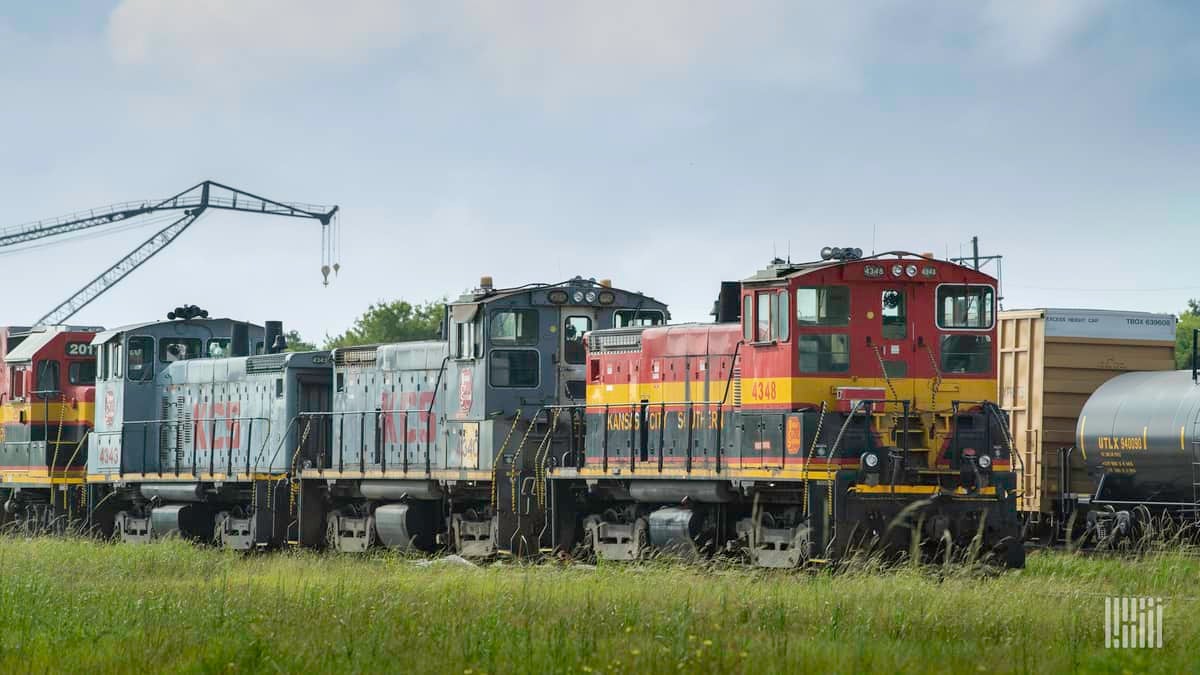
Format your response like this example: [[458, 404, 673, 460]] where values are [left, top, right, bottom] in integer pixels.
[[1176, 299, 1200, 368], [285, 300, 445, 351]]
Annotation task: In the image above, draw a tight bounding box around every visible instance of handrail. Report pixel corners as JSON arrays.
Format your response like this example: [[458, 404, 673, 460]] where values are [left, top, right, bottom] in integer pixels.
[[278, 406, 439, 475], [94, 415, 273, 478]]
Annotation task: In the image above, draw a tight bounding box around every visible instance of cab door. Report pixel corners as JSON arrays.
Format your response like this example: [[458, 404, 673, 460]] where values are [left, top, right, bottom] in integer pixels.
[[876, 286, 915, 405], [558, 310, 596, 404]]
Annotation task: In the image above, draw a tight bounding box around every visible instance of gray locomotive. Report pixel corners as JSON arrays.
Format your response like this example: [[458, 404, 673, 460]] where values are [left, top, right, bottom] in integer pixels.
[[297, 276, 668, 556], [86, 308, 330, 548]]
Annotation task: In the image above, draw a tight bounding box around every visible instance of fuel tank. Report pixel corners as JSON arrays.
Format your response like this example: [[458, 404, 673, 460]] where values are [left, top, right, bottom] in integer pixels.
[[1077, 370, 1200, 506]]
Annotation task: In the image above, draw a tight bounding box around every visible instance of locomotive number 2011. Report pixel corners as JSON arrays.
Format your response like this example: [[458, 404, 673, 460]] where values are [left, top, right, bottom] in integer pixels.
[[749, 381, 778, 401]]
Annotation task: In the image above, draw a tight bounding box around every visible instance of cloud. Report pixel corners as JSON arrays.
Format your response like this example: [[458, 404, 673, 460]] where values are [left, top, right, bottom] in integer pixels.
[[980, 0, 1112, 65], [105, 1, 888, 90], [108, 0, 425, 72], [106, 0, 1115, 93]]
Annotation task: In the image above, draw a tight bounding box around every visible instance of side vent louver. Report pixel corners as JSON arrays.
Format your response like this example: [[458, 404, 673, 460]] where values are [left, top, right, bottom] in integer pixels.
[[335, 346, 378, 367], [588, 328, 644, 354], [732, 365, 742, 409], [159, 397, 172, 465], [247, 353, 288, 373]]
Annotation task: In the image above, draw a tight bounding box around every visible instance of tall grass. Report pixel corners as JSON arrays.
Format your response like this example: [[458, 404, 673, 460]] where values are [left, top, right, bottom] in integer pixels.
[[0, 538, 1194, 673]]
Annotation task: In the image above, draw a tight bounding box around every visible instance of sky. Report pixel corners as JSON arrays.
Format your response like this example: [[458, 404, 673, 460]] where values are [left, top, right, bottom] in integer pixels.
[[2, 1, 1199, 342]]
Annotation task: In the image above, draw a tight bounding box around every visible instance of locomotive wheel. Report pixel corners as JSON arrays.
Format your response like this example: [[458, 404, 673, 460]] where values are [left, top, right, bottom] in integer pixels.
[[632, 517, 649, 560], [325, 516, 339, 551], [213, 511, 230, 547], [114, 510, 128, 543]]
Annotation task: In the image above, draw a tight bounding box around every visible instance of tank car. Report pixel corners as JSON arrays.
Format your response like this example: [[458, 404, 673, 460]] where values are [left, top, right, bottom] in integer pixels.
[[297, 276, 669, 556], [0, 325, 101, 531], [86, 309, 331, 548], [1073, 369, 1200, 540], [545, 251, 1025, 567]]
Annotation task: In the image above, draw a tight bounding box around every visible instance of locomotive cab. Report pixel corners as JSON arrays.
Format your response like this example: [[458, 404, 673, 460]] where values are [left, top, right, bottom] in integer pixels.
[[0, 325, 101, 531]]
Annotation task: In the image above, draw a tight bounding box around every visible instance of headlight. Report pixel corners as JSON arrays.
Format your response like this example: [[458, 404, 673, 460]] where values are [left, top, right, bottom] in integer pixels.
[[863, 452, 879, 469], [978, 454, 992, 469], [585, 291, 598, 303], [905, 264, 918, 278], [572, 291, 585, 303], [891, 264, 903, 277]]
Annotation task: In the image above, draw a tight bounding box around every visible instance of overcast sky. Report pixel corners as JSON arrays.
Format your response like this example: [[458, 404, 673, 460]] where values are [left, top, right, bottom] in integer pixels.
[[2, 1, 1198, 340]]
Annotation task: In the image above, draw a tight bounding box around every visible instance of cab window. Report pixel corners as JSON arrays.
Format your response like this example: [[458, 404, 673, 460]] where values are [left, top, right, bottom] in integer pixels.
[[775, 291, 790, 341], [490, 349, 539, 388], [9, 366, 24, 398], [881, 289, 906, 339], [112, 342, 123, 379], [614, 310, 664, 328], [128, 336, 154, 381], [941, 335, 992, 374], [34, 360, 59, 395], [796, 287, 850, 326], [454, 321, 477, 359], [69, 361, 97, 385], [937, 285, 994, 329], [564, 316, 591, 365], [490, 310, 539, 346], [207, 338, 231, 358], [756, 292, 771, 342], [160, 338, 202, 363], [798, 334, 850, 373]]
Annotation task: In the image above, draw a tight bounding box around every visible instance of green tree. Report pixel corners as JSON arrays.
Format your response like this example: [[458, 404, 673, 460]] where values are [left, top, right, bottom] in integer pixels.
[[325, 299, 445, 349], [284, 329, 318, 352], [1176, 299, 1200, 369]]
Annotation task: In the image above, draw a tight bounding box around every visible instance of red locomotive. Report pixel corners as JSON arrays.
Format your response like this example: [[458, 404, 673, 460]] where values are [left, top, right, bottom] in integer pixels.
[[547, 250, 1023, 567], [1, 325, 100, 530]]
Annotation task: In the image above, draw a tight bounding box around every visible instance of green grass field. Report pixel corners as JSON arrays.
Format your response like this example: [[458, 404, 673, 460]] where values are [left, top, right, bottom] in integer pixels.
[[0, 538, 1194, 674]]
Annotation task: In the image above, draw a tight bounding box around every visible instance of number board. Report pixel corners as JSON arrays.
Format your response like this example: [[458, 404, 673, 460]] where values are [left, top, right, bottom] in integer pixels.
[[66, 342, 97, 357]]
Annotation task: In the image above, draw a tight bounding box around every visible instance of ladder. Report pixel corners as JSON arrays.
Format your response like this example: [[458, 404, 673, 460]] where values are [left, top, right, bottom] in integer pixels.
[[1191, 435, 1200, 521]]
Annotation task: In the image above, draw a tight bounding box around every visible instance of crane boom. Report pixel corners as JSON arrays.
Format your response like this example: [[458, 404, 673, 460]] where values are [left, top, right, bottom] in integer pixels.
[[1, 180, 337, 250], [6, 181, 340, 326], [37, 210, 204, 326]]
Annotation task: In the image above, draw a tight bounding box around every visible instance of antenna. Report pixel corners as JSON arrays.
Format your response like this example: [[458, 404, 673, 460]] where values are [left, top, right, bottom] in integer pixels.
[[950, 236, 1005, 306], [872, 224, 877, 255]]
